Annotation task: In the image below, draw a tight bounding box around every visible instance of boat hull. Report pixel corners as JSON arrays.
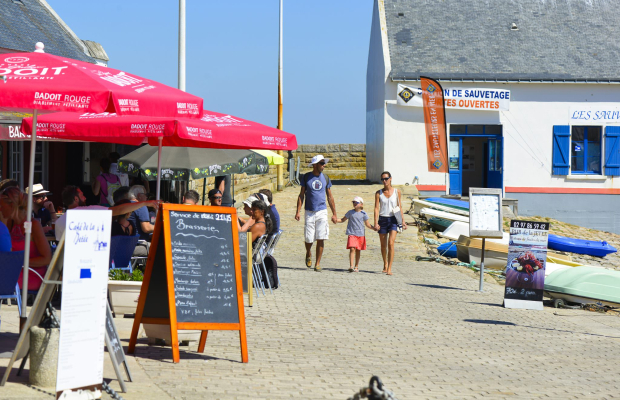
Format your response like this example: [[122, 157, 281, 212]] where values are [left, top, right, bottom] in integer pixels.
[[428, 217, 452, 232], [548, 234, 617, 257], [437, 241, 457, 258], [544, 266, 620, 307]]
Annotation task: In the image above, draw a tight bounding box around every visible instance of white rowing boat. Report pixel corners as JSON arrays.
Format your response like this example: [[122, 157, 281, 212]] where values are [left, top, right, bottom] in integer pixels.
[[413, 199, 470, 217], [420, 208, 469, 223]]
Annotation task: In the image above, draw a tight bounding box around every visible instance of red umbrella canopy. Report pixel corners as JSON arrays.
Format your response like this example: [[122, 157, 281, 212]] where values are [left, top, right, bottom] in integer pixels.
[[0, 52, 202, 118], [21, 110, 298, 151]]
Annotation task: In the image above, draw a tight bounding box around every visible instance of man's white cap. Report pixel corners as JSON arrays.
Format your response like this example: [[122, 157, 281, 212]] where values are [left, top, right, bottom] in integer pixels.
[[309, 154, 329, 166], [353, 196, 363, 204]]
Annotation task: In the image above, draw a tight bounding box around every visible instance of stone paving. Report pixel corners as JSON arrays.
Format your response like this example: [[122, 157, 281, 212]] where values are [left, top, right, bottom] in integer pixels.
[[2, 183, 620, 399]]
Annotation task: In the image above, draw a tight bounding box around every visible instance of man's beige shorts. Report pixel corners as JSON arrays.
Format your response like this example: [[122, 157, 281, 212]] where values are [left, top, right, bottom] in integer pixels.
[[304, 209, 329, 243]]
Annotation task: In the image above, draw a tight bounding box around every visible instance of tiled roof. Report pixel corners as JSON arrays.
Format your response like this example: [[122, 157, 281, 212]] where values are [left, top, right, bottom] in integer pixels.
[[384, 0, 620, 82], [0, 0, 95, 63]]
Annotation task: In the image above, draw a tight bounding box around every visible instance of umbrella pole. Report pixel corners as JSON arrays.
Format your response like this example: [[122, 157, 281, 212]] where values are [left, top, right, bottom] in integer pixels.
[[202, 178, 206, 205], [21, 109, 38, 327], [156, 137, 163, 201]]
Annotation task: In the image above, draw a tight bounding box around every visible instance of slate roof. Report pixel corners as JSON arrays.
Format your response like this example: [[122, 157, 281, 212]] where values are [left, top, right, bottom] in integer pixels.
[[0, 0, 95, 63], [384, 0, 620, 82]]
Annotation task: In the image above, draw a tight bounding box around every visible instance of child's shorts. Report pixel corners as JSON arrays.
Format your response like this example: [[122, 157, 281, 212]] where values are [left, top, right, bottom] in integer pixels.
[[346, 235, 367, 250]]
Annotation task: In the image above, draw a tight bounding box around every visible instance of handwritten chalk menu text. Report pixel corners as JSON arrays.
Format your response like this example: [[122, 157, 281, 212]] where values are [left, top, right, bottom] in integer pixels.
[[128, 204, 248, 364], [169, 210, 239, 323]]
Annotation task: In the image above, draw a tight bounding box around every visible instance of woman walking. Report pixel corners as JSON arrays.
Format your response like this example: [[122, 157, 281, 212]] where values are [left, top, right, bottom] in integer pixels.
[[373, 172, 407, 275]]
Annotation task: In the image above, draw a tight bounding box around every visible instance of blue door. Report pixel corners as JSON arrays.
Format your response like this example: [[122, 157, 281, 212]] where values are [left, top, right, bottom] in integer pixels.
[[486, 137, 503, 190], [449, 138, 462, 195]]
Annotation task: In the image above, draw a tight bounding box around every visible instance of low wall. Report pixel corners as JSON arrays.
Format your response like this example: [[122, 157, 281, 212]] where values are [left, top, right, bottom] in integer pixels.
[[292, 144, 366, 180]]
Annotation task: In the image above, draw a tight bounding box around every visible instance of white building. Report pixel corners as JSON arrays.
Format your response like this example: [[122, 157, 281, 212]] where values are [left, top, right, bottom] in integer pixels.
[[366, 0, 620, 234]]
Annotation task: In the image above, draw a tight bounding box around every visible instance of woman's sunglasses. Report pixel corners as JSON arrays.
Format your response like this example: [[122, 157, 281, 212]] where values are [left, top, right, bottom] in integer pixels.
[[318, 162, 326, 166], [381, 177, 390, 181]]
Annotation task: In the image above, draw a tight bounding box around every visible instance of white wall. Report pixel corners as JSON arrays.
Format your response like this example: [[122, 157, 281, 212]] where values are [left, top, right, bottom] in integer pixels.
[[379, 80, 620, 190], [366, 0, 388, 182]]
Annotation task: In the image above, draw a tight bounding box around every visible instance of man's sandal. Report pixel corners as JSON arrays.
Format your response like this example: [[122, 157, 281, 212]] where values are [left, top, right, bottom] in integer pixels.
[[306, 257, 312, 268]]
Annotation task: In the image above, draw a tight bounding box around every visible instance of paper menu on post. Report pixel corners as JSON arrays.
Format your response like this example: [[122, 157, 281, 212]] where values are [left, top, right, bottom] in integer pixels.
[[470, 194, 500, 232], [56, 210, 111, 393]]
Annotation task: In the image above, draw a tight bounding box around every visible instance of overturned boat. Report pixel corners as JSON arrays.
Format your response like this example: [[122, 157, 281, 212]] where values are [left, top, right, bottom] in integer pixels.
[[544, 266, 620, 308]]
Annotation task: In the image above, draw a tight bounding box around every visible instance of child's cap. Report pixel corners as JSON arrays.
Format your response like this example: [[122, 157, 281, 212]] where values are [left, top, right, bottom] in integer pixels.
[[352, 196, 363, 204]]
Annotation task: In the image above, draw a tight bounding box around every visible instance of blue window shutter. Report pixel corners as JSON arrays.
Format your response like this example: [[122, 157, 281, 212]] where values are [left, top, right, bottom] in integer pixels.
[[605, 126, 620, 176], [552, 125, 570, 175]]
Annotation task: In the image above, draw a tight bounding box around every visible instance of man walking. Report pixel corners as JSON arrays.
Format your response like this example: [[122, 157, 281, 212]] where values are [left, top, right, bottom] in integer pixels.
[[295, 155, 337, 271]]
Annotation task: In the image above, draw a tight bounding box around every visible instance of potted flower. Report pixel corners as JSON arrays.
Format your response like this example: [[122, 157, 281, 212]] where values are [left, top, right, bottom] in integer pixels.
[[108, 269, 143, 316]]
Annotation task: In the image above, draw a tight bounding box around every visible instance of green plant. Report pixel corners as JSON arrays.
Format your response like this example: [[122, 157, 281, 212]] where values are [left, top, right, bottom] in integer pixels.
[[109, 268, 144, 281]]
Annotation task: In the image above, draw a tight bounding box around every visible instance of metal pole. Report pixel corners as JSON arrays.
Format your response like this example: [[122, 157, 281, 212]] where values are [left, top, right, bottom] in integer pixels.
[[21, 109, 38, 327], [276, 0, 284, 191], [178, 0, 186, 92], [156, 137, 163, 201], [201, 178, 206, 205], [479, 238, 486, 292]]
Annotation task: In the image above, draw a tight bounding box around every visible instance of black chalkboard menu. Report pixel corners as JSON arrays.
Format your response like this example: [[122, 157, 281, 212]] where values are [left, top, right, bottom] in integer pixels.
[[168, 210, 239, 324], [128, 204, 248, 364]]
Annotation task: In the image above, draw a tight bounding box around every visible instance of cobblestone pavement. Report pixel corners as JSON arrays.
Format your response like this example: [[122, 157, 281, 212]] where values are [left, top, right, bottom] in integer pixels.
[[2, 184, 620, 399]]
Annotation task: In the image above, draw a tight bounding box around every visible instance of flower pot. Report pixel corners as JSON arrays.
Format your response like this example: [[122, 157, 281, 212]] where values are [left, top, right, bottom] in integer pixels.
[[143, 323, 202, 344], [108, 280, 142, 316]]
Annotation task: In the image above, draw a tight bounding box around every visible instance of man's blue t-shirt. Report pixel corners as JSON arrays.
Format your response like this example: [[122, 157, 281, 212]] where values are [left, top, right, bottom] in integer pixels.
[[0, 221, 11, 252], [304, 173, 331, 212], [128, 205, 153, 241]]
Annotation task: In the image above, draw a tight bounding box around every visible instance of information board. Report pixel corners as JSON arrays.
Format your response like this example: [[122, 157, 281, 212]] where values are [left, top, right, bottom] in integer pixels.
[[128, 204, 248, 363], [56, 210, 111, 394], [504, 220, 550, 310], [469, 188, 503, 238]]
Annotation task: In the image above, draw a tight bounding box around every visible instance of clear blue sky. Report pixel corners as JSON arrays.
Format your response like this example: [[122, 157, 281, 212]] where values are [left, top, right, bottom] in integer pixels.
[[49, 0, 373, 145]]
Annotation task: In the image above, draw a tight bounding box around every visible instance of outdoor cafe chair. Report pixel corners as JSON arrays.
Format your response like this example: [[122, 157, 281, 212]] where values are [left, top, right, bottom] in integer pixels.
[[254, 235, 274, 296], [264, 230, 283, 287], [251, 235, 270, 297], [109, 235, 140, 274], [0, 251, 26, 330], [130, 239, 150, 270]]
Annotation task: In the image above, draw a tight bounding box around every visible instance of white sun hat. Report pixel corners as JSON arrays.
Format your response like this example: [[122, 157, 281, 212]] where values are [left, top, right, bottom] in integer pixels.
[[309, 154, 329, 166], [353, 196, 364, 204]]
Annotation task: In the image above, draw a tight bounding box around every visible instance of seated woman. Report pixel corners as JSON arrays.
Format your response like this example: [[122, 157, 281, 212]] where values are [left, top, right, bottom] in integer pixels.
[[0, 187, 52, 291], [238, 193, 278, 237], [248, 200, 273, 246], [110, 199, 137, 236]]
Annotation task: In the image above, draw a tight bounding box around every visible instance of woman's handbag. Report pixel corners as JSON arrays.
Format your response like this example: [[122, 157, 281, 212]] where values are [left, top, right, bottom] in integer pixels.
[[392, 189, 403, 232]]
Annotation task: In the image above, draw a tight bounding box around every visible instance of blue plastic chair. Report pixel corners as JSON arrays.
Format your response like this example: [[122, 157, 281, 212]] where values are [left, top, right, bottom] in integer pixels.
[[109, 235, 140, 273], [0, 251, 26, 329]]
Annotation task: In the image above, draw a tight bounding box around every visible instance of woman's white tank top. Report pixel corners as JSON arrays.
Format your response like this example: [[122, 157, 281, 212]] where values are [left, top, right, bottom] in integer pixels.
[[379, 189, 398, 217]]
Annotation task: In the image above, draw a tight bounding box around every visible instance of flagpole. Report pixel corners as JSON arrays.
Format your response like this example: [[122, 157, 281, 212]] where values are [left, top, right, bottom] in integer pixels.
[[276, 0, 284, 191], [178, 0, 186, 92]]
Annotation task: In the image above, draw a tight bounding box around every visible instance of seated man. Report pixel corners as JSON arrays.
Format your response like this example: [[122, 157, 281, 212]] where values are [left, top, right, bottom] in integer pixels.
[[127, 185, 154, 242], [27, 183, 58, 234], [259, 189, 280, 232], [208, 189, 222, 206], [182, 190, 200, 205], [55, 186, 160, 240]]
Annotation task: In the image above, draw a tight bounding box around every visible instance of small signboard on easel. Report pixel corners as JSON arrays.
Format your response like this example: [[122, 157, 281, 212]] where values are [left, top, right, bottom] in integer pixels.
[[469, 188, 503, 292], [128, 204, 248, 363]]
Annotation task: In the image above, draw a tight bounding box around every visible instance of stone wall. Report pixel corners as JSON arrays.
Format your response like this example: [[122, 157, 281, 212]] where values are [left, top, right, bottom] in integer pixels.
[[189, 165, 284, 209], [188, 144, 367, 209], [292, 144, 366, 180]]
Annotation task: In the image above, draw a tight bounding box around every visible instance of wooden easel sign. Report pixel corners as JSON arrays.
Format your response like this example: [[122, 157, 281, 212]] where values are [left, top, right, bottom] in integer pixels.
[[128, 204, 248, 363]]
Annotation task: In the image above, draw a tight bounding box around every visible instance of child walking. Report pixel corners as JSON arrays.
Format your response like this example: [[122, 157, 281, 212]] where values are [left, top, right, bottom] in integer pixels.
[[335, 196, 375, 272]]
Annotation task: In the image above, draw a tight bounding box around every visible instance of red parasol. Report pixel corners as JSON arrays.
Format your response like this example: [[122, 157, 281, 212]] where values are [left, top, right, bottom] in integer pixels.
[[21, 110, 297, 150], [0, 44, 203, 323]]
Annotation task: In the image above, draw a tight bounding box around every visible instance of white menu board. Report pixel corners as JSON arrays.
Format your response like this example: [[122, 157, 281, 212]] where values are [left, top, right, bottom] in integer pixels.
[[56, 210, 111, 393], [469, 188, 503, 238]]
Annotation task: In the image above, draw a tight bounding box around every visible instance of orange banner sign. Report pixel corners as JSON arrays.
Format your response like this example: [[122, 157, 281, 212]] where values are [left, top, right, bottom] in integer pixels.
[[421, 77, 448, 173]]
